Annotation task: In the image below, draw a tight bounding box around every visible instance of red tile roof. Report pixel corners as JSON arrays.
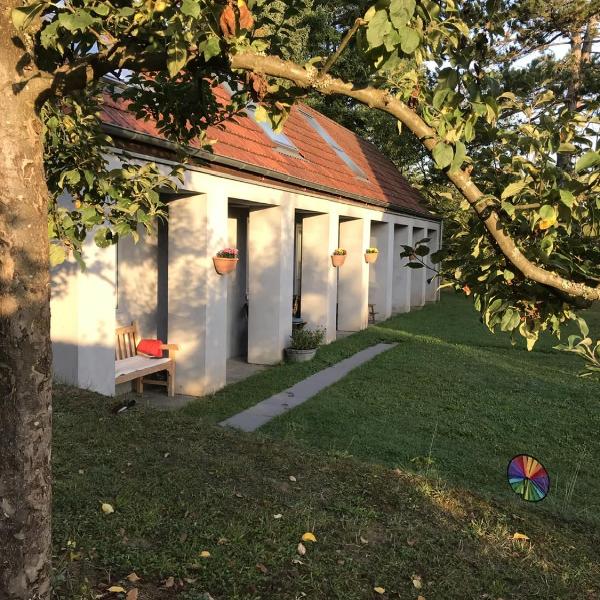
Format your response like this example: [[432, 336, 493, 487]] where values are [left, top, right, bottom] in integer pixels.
[[101, 91, 434, 218]]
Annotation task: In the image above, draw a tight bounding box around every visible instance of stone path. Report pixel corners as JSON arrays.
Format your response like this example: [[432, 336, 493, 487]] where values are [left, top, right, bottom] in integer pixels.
[[219, 343, 397, 432]]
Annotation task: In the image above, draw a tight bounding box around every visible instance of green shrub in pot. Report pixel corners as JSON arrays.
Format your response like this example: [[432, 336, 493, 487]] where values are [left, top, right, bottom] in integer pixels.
[[286, 327, 326, 362]]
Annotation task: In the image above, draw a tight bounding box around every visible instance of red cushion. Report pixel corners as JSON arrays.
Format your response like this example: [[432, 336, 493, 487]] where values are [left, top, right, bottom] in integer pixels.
[[137, 339, 164, 358]]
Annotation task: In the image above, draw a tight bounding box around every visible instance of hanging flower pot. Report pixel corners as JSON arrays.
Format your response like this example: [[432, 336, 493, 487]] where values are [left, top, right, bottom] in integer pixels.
[[331, 248, 347, 267], [213, 248, 239, 275], [364, 248, 379, 264]]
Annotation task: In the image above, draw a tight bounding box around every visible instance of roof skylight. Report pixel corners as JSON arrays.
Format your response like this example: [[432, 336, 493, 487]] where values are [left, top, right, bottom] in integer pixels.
[[300, 110, 368, 181], [246, 105, 302, 158]]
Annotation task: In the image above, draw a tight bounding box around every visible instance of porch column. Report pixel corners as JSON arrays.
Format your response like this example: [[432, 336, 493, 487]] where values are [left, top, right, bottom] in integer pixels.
[[410, 226, 427, 308], [168, 192, 228, 395], [247, 204, 295, 364], [337, 218, 370, 331], [425, 228, 439, 302], [51, 230, 116, 396], [301, 212, 338, 343], [368, 221, 394, 321], [392, 224, 412, 313]]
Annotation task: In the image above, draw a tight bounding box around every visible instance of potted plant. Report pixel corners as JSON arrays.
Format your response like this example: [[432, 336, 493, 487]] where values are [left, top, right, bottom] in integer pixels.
[[365, 247, 379, 264], [331, 248, 347, 267], [213, 248, 239, 275], [285, 327, 326, 362]]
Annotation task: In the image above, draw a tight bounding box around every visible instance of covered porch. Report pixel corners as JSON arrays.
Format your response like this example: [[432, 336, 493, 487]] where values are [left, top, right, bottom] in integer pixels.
[[51, 168, 442, 398]]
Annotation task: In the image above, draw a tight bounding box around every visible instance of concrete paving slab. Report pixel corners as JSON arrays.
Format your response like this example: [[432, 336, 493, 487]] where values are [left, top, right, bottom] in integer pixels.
[[219, 342, 397, 432]]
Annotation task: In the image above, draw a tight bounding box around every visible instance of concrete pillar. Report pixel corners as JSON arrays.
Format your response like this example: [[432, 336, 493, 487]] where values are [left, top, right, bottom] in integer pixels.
[[247, 204, 295, 364], [368, 221, 394, 321], [301, 212, 338, 343], [410, 226, 427, 308], [168, 192, 228, 395], [392, 224, 412, 313], [51, 233, 117, 396], [337, 218, 370, 331], [425, 228, 439, 302]]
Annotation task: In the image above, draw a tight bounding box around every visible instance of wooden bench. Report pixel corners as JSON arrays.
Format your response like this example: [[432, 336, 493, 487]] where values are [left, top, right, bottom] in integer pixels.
[[115, 323, 178, 397]]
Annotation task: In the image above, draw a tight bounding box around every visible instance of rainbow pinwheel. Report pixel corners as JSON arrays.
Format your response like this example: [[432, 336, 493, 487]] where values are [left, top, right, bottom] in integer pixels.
[[507, 454, 550, 502]]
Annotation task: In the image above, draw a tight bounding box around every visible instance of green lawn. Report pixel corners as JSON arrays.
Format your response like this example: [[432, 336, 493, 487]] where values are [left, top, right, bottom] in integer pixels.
[[53, 294, 600, 598], [258, 294, 600, 526]]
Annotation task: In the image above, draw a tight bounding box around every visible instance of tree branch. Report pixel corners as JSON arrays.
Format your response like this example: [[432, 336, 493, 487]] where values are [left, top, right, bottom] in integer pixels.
[[21, 47, 168, 104], [230, 51, 600, 302], [319, 18, 366, 78]]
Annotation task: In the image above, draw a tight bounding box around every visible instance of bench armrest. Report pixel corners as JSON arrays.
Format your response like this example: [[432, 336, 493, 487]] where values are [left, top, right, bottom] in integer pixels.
[[160, 343, 179, 357]]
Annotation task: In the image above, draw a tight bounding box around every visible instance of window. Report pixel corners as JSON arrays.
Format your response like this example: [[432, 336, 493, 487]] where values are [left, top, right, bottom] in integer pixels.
[[246, 105, 303, 158], [300, 110, 368, 181]]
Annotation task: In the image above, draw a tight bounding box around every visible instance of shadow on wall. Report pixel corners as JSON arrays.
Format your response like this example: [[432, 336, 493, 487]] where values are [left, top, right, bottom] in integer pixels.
[[52, 341, 116, 397], [51, 242, 117, 395], [116, 226, 160, 339]]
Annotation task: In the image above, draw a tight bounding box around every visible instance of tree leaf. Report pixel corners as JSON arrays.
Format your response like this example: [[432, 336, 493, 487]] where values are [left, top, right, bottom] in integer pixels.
[[49, 244, 66, 267], [202, 35, 221, 61], [301, 532, 317, 542], [366, 10, 390, 48], [399, 26, 420, 53], [538, 204, 556, 221], [432, 142, 453, 169], [181, 0, 201, 18], [500, 180, 527, 200], [449, 140, 466, 173], [389, 0, 415, 28], [557, 142, 577, 153], [167, 37, 187, 77], [575, 151, 600, 173]]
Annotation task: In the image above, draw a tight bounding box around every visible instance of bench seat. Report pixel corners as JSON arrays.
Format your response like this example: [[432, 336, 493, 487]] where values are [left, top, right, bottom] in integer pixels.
[[116, 356, 172, 381]]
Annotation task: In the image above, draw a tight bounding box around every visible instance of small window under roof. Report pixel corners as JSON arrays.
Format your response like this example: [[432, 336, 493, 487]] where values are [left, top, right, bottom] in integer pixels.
[[300, 110, 368, 181], [246, 105, 303, 159]]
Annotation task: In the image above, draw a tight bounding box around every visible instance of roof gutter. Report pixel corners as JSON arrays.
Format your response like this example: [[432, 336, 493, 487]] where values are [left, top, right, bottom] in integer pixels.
[[101, 123, 441, 222]]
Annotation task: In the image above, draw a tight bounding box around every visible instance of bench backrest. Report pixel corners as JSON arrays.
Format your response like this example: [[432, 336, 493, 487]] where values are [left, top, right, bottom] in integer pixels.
[[116, 322, 139, 360]]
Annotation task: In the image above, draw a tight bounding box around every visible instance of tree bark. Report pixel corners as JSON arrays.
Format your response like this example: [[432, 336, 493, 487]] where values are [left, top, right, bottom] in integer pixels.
[[230, 51, 600, 303], [0, 3, 53, 599]]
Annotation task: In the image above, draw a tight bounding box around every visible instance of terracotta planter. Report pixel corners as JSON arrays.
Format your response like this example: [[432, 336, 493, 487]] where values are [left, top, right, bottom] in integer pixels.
[[331, 254, 346, 267], [213, 256, 239, 275], [365, 252, 378, 264]]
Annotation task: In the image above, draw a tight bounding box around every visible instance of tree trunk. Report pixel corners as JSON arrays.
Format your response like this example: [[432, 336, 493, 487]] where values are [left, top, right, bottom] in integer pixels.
[[558, 14, 597, 170], [0, 4, 53, 599]]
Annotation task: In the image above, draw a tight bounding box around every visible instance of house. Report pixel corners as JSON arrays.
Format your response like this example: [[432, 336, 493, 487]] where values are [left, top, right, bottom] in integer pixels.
[[50, 91, 442, 397]]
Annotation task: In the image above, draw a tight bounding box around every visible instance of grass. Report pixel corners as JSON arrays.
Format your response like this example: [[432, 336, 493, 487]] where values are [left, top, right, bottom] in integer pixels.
[[52, 293, 600, 598], [187, 293, 600, 526]]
